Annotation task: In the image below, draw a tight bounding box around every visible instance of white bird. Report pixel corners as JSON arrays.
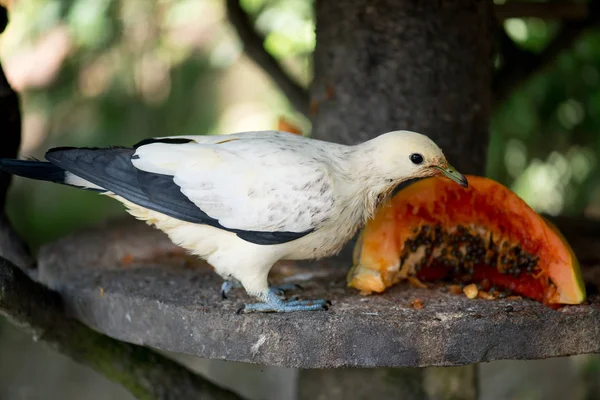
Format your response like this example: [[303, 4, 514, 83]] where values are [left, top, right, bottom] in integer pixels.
[[0, 130, 467, 313]]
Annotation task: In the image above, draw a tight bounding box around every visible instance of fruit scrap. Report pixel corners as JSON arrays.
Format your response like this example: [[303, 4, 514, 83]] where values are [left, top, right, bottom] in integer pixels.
[[347, 175, 586, 306], [409, 298, 424, 309], [477, 290, 495, 300], [463, 284, 478, 299], [120, 253, 134, 266], [448, 284, 463, 295]]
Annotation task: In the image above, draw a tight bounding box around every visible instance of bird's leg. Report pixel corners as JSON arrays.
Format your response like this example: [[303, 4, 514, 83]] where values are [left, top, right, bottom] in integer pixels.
[[221, 280, 303, 300], [220, 279, 243, 299], [224, 260, 329, 313], [238, 290, 330, 313]]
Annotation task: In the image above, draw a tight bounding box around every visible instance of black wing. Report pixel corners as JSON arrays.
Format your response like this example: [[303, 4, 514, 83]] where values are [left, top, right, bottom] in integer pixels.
[[45, 147, 311, 245]]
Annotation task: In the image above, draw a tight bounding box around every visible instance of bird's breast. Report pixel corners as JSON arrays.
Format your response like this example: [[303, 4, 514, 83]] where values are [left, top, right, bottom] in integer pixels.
[[282, 203, 366, 260]]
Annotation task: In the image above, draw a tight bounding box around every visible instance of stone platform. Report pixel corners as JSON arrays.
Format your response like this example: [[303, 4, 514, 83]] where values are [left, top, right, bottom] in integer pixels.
[[35, 217, 600, 369]]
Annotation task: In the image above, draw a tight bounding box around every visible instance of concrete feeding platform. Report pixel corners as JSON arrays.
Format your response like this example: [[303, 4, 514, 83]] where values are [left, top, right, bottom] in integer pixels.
[[35, 217, 600, 369]]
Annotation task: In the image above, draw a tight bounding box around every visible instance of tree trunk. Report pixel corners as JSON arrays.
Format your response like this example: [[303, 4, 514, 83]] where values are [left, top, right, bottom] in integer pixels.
[[310, 0, 494, 175], [302, 1, 494, 398], [298, 366, 477, 400]]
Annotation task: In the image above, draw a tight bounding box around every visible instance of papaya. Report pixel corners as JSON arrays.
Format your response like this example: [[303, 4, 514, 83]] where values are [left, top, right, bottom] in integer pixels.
[[347, 175, 586, 306]]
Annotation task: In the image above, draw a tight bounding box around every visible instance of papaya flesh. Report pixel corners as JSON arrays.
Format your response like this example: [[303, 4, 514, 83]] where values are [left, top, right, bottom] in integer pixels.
[[347, 175, 586, 306]]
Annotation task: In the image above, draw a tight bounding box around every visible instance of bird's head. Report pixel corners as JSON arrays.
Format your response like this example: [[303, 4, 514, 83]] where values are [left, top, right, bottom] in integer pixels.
[[363, 130, 468, 189]]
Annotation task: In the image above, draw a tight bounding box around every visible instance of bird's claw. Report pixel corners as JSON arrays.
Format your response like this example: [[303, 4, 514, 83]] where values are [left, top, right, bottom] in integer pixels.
[[220, 280, 242, 300], [237, 292, 331, 314], [283, 299, 331, 307]]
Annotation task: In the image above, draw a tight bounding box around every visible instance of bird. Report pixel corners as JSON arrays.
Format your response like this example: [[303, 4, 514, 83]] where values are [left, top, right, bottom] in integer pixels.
[[0, 130, 468, 313]]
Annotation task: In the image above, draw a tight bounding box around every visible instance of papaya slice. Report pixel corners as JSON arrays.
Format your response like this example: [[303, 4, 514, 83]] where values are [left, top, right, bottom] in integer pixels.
[[347, 175, 586, 306]]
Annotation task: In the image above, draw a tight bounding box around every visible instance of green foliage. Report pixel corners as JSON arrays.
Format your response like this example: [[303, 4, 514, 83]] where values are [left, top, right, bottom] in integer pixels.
[[242, 3, 600, 218], [4, 0, 600, 250], [490, 18, 600, 217], [240, 0, 313, 85], [5, 0, 221, 248]]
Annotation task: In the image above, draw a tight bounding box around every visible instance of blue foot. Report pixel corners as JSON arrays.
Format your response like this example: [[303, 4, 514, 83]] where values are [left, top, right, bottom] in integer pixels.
[[220, 280, 242, 299], [282, 299, 331, 307], [237, 292, 331, 314], [221, 280, 303, 300]]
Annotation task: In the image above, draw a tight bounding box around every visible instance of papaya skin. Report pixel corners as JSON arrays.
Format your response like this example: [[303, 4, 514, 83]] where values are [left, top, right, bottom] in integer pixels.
[[541, 217, 586, 304], [348, 175, 587, 306]]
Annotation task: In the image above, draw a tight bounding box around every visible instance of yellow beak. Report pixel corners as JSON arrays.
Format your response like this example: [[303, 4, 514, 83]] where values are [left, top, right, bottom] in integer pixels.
[[434, 164, 468, 188]]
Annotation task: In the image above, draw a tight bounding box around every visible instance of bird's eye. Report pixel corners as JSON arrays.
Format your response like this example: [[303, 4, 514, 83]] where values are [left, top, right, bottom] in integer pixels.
[[410, 153, 424, 165]]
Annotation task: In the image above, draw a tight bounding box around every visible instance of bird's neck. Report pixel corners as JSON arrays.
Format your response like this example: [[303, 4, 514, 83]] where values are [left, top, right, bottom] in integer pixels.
[[342, 142, 398, 227]]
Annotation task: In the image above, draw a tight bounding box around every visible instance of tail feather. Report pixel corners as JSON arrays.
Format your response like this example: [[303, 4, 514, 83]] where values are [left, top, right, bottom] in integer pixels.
[[0, 158, 102, 191], [0, 159, 66, 183]]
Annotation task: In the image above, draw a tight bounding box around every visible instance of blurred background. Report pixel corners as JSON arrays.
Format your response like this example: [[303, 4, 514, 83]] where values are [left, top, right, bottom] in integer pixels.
[[0, 0, 599, 399]]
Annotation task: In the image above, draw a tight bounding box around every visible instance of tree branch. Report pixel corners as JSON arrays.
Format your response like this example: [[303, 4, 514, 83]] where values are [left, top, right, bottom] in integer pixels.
[[0, 6, 34, 270], [0, 8, 243, 400], [0, 7, 20, 211], [0, 257, 244, 400], [0, 213, 33, 270], [225, 0, 309, 116], [493, 2, 600, 109]]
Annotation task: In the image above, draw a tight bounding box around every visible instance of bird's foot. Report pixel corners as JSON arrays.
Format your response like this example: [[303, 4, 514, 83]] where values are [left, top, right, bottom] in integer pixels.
[[220, 280, 242, 299], [237, 291, 330, 314], [221, 280, 303, 300]]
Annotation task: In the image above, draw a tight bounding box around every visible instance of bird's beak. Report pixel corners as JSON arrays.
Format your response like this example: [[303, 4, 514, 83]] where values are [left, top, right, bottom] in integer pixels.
[[433, 164, 468, 188]]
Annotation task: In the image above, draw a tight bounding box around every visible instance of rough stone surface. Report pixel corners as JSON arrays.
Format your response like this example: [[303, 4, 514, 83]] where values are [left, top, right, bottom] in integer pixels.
[[36, 217, 600, 369]]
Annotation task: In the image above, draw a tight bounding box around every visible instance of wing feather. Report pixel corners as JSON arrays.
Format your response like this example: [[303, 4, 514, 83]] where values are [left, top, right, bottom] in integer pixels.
[[45, 132, 337, 245], [132, 136, 337, 234]]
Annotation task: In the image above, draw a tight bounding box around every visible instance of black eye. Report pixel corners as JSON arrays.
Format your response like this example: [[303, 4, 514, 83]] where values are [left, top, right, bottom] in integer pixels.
[[410, 153, 424, 165]]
